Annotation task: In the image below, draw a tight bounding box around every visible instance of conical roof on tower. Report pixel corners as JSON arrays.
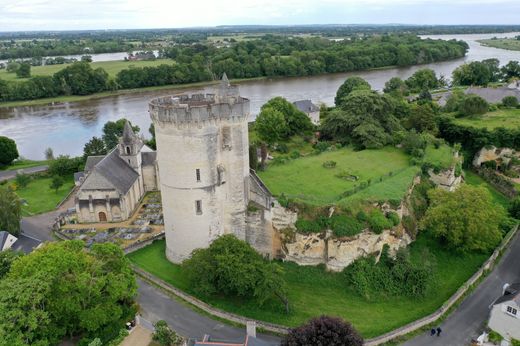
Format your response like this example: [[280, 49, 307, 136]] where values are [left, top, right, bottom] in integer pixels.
[[122, 120, 135, 144], [221, 72, 230, 87]]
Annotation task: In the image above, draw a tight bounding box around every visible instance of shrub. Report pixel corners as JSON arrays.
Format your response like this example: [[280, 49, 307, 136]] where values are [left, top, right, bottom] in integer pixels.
[[276, 143, 289, 153], [488, 330, 503, 344], [402, 215, 417, 236], [356, 211, 368, 222], [49, 155, 83, 177], [295, 219, 323, 234], [322, 160, 337, 169], [289, 150, 301, 159], [509, 197, 520, 219], [15, 173, 31, 188], [458, 94, 488, 117], [386, 211, 400, 226], [0, 136, 19, 166], [330, 215, 365, 237], [153, 320, 183, 346], [367, 209, 393, 234], [314, 141, 330, 152], [502, 96, 519, 108], [278, 193, 290, 208]]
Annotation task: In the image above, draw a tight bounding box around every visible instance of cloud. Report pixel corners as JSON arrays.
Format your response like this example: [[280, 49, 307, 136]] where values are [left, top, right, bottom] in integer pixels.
[[0, 0, 519, 31]]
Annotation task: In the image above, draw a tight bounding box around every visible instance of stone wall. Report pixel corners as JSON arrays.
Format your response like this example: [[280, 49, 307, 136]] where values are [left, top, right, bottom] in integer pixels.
[[428, 167, 462, 191]]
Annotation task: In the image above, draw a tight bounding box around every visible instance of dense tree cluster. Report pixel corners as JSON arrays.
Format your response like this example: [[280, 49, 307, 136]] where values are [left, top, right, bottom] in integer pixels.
[[0, 188, 21, 236], [452, 59, 520, 86], [421, 185, 505, 252], [0, 241, 137, 345], [0, 136, 19, 166], [182, 234, 289, 312]]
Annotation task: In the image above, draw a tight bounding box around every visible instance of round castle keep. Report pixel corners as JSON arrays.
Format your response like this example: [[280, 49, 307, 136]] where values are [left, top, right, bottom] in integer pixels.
[[149, 77, 251, 263]]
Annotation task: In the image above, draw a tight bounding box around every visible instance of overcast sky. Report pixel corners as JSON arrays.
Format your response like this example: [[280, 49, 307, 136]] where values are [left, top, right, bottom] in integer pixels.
[[1, 0, 519, 32]]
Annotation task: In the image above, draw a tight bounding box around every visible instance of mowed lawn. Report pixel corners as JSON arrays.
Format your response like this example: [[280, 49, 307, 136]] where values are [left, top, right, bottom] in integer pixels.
[[0, 59, 176, 82], [128, 234, 489, 338], [14, 175, 74, 215], [453, 108, 520, 130], [258, 147, 412, 205]]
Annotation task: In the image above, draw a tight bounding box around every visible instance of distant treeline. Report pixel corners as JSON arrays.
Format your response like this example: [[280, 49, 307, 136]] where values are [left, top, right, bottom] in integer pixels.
[[0, 35, 467, 102], [0, 39, 136, 60]]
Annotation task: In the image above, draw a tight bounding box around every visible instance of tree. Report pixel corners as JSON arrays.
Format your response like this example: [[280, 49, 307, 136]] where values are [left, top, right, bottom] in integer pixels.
[[509, 197, 520, 219], [421, 185, 505, 252], [53, 61, 108, 95], [321, 90, 402, 149], [5, 62, 20, 73], [44, 147, 55, 160], [49, 155, 83, 177], [0, 136, 19, 166], [502, 96, 519, 108], [0, 188, 21, 236], [261, 97, 313, 137], [83, 136, 107, 159], [50, 175, 64, 193], [501, 60, 520, 80], [383, 77, 408, 96], [459, 94, 488, 117], [405, 103, 438, 133], [15, 63, 31, 78], [15, 173, 30, 188], [0, 250, 19, 280], [102, 119, 140, 150], [147, 123, 156, 150], [406, 69, 439, 92], [452, 60, 499, 86], [182, 234, 289, 313], [152, 320, 183, 346], [281, 316, 363, 346], [254, 107, 288, 167], [0, 241, 137, 345], [334, 77, 371, 106]]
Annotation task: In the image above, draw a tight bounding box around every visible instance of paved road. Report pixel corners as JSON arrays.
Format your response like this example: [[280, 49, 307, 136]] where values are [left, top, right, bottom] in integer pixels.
[[137, 278, 281, 345], [0, 165, 48, 182], [403, 230, 520, 346]]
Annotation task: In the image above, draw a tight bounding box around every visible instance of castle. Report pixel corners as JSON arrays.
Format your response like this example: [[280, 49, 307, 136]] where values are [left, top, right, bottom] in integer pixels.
[[150, 75, 275, 263]]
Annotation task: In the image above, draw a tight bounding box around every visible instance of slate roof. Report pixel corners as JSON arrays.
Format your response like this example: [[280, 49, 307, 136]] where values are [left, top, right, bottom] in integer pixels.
[[494, 283, 520, 305], [293, 99, 319, 113], [85, 155, 105, 172], [0, 231, 10, 250], [465, 87, 520, 104], [80, 149, 139, 194], [11, 234, 41, 254]]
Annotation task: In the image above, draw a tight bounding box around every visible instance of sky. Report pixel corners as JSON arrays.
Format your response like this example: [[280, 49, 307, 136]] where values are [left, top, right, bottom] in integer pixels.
[[1, 0, 520, 32]]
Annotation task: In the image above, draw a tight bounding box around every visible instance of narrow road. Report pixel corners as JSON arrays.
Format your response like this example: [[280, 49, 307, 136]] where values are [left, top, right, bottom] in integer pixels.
[[0, 165, 49, 182], [136, 278, 281, 345], [403, 230, 520, 346]]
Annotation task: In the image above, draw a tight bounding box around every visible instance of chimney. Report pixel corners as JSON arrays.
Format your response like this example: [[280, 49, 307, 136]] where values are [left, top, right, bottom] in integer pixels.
[[246, 321, 256, 338], [503, 283, 510, 296]]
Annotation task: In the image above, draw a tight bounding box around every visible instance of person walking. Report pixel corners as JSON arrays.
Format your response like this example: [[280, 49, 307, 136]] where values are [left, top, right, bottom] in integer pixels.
[[436, 327, 442, 337], [430, 328, 436, 336]]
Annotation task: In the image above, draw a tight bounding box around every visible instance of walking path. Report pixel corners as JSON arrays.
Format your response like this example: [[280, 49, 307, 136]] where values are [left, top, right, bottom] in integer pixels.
[[0, 165, 48, 182], [403, 230, 520, 346]]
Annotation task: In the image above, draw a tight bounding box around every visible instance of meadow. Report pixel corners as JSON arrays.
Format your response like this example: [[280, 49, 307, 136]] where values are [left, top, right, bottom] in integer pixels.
[[13, 175, 74, 215], [453, 108, 520, 130], [478, 38, 520, 51]]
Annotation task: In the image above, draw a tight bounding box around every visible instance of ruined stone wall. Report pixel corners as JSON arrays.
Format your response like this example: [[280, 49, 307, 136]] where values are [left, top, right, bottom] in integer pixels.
[[142, 164, 158, 191]]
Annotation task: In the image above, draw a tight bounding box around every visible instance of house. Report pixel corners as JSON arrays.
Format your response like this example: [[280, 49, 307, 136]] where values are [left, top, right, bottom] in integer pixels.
[[488, 283, 520, 340], [74, 121, 159, 223], [0, 231, 42, 254], [293, 99, 320, 125]]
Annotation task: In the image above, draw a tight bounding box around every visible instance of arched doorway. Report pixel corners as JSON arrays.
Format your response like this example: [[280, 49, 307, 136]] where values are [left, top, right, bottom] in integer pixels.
[[98, 211, 107, 222]]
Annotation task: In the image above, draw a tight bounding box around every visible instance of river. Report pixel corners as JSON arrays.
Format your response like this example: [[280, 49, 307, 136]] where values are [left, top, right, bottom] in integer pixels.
[[1, 33, 520, 159]]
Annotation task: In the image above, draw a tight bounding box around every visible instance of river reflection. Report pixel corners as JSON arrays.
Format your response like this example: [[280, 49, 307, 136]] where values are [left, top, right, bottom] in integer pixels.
[[1, 33, 519, 159]]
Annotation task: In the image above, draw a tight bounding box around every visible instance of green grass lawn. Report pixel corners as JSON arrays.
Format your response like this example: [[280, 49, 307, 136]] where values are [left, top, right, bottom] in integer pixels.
[[453, 108, 520, 130], [14, 175, 74, 215], [478, 38, 520, 51], [464, 170, 510, 209], [128, 233, 489, 338], [0, 159, 50, 171], [0, 59, 176, 82]]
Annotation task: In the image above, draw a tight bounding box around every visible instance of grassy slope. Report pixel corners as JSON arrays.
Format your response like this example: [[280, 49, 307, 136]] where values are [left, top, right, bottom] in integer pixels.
[[464, 170, 510, 208], [0, 59, 176, 82], [14, 175, 74, 215], [478, 38, 520, 51], [128, 235, 489, 338], [453, 108, 520, 130], [0, 159, 50, 171], [258, 147, 411, 205]]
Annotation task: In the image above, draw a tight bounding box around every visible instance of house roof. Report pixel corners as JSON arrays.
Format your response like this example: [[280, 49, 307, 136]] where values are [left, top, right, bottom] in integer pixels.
[[11, 234, 41, 254], [293, 99, 319, 113], [85, 155, 105, 172], [0, 231, 10, 250], [494, 283, 520, 305], [80, 149, 139, 194], [465, 87, 520, 104]]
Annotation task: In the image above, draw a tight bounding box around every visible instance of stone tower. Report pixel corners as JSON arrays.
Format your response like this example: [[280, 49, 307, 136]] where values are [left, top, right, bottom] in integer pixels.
[[118, 121, 143, 172], [149, 76, 251, 263]]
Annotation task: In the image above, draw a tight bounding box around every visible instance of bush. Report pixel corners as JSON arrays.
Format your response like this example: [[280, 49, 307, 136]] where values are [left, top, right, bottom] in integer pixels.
[[386, 211, 400, 226], [289, 150, 301, 159], [509, 197, 520, 219], [15, 173, 31, 188], [356, 211, 368, 222], [314, 141, 330, 152], [330, 215, 365, 237], [153, 320, 183, 346], [459, 94, 488, 117], [367, 209, 393, 234], [49, 155, 83, 177], [488, 330, 503, 344], [278, 193, 290, 208], [502, 96, 519, 108], [276, 143, 289, 153], [322, 160, 337, 169], [295, 219, 323, 234], [0, 136, 19, 166]]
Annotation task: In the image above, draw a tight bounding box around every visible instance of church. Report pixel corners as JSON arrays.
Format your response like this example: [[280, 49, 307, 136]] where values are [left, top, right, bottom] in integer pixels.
[[74, 122, 159, 223]]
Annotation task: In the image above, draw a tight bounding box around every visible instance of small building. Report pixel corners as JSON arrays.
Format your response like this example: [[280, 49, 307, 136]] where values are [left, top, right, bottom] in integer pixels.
[[293, 100, 320, 125], [488, 283, 520, 341], [0, 231, 18, 251], [75, 122, 159, 223], [0, 231, 41, 254]]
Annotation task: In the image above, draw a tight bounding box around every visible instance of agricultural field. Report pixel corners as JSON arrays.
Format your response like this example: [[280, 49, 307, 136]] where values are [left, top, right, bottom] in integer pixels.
[[452, 108, 520, 130], [258, 145, 454, 206], [128, 234, 489, 338], [478, 38, 520, 51], [0, 59, 176, 82]]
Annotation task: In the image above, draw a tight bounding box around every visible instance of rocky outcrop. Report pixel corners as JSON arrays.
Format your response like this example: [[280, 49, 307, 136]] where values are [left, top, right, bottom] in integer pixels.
[[473, 146, 515, 167], [428, 167, 462, 191], [271, 203, 297, 230], [283, 229, 412, 272]]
